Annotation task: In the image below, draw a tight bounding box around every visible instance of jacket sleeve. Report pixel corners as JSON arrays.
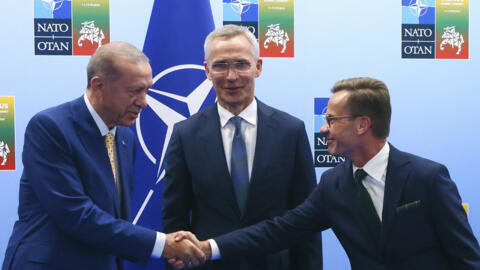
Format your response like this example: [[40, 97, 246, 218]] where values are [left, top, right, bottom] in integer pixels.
[[214, 182, 329, 261], [23, 113, 156, 265], [287, 121, 323, 270], [429, 164, 480, 269], [162, 124, 193, 233]]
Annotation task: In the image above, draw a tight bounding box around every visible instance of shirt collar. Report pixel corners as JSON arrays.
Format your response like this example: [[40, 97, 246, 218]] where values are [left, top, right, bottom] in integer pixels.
[[83, 94, 116, 136], [353, 142, 390, 183], [218, 98, 258, 128]]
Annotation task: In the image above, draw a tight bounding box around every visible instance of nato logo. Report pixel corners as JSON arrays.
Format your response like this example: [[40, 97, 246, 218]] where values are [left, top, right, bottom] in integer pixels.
[[402, 0, 435, 24], [35, 0, 72, 19], [134, 64, 215, 187], [314, 98, 345, 168], [223, 0, 259, 22], [401, 0, 435, 58], [34, 0, 73, 55]]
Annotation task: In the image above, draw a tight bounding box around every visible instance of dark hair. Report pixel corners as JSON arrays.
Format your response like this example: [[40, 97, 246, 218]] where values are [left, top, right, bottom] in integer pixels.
[[331, 77, 391, 138]]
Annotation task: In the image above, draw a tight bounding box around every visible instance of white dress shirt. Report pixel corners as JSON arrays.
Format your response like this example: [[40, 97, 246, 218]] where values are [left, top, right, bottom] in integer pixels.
[[352, 142, 390, 221], [217, 99, 258, 180], [84, 94, 165, 258]]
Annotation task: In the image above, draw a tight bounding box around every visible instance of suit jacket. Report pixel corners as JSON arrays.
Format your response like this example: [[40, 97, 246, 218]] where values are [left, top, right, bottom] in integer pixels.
[[162, 99, 323, 270], [215, 144, 480, 270], [2, 97, 156, 270]]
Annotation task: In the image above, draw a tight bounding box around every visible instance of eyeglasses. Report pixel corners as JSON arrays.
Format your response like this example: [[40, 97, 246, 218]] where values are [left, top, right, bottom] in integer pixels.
[[321, 114, 357, 127], [209, 60, 252, 75]]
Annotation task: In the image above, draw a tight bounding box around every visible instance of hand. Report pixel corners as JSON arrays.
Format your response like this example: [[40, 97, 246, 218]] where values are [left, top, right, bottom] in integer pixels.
[[167, 231, 212, 269], [162, 231, 206, 268], [174, 231, 211, 259]]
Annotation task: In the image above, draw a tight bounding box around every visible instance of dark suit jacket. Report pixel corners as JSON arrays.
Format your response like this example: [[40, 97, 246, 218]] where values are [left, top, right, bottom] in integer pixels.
[[215, 144, 480, 270], [162, 99, 322, 270], [2, 97, 156, 270]]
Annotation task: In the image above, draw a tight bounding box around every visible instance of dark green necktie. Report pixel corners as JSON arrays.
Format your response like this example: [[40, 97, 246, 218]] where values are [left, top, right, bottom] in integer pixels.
[[354, 169, 382, 244]]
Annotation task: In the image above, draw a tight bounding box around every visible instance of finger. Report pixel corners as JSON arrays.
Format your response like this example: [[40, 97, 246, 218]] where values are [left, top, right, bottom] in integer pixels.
[[174, 260, 186, 270], [174, 230, 189, 242], [167, 257, 185, 270], [183, 232, 201, 246], [188, 244, 206, 265]]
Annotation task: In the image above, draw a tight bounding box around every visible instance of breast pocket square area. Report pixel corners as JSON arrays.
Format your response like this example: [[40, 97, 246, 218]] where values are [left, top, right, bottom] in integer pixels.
[[396, 200, 421, 213]]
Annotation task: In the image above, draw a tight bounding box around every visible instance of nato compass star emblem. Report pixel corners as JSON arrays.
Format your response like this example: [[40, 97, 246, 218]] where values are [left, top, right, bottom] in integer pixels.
[[135, 64, 214, 185], [230, 0, 255, 15], [41, 0, 69, 14], [409, 0, 429, 17]]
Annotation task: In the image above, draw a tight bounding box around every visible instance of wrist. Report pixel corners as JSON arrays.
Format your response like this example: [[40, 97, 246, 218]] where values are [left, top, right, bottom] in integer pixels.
[[201, 241, 212, 259]]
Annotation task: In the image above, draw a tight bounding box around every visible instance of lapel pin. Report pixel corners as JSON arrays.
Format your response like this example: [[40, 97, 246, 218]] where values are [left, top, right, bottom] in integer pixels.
[[122, 140, 126, 146]]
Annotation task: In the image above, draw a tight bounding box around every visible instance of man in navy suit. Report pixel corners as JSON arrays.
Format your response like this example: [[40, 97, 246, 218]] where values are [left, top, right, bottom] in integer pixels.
[[2, 42, 205, 270], [176, 77, 480, 269], [162, 25, 322, 270]]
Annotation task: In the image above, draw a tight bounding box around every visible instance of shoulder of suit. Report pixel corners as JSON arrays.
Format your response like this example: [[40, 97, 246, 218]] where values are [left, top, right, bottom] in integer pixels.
[[319, 160, 350, 186], [29, 98, 80, 130], [391, 145, 447, 176], [257, 99, 304, 126], [173, 103, 217, 130]]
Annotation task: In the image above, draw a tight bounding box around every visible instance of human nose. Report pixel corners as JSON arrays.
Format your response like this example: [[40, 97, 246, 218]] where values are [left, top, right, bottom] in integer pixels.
[[320, 120, 329, 134], [137, 91, 148, 109], [225, 65, 239, 80]]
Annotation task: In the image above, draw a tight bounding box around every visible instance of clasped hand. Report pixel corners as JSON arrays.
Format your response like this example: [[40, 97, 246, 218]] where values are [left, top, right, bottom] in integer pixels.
[[162, 231, 211, 269]]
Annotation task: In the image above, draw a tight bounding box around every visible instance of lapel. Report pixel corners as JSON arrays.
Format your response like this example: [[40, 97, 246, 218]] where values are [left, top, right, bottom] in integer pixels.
[[197, 104, 241, 216], [380, 144, 410, 249], [248, 100, 276, 191], [71, 97, 120, 217], [338, 160, 380, 250], [115, 127, 131, 220]]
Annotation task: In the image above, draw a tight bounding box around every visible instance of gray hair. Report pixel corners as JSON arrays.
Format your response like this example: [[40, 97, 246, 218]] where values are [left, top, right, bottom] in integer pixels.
[[86, 41, 149, 88], [204, 24, 259, 60]]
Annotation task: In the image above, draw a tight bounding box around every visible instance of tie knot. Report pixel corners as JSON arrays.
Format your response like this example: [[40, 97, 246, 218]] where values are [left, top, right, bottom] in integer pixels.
[[230, 116, 242, 130], [354, 169, 368, 183], [105, 133, 115, 144]]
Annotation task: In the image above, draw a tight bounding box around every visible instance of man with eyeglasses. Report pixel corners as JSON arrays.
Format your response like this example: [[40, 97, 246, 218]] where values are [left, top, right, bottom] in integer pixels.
[[176, 77, 480, 269], [161, 24, 323, 270]]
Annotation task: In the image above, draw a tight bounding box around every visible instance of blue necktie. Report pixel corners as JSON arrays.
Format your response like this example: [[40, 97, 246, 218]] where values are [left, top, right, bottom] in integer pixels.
[[230, 116, 249, 214]]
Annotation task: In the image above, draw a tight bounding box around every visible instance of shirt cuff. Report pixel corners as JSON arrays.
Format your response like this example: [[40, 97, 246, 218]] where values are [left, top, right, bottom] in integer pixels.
[[151, 232, 166, 258], [208, 239, 221, 260]]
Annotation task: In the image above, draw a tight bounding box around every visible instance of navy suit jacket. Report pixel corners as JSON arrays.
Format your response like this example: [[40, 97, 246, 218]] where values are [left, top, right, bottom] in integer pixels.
[[2, 97, 156, 270], [215, 144, 480, 270], [162, 99, 323, 270]]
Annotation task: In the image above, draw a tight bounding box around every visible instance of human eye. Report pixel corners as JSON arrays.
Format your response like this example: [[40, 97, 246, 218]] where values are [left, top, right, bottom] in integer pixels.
[[212, 62, 228, 72], [234, 61, 251, 71], [325, 115, 335, 123]]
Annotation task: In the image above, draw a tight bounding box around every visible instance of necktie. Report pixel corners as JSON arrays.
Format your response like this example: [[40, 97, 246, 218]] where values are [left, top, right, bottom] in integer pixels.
[[354, 169, 382, 244], [105, 133, 118, 184], [230, 116, 249, 215]]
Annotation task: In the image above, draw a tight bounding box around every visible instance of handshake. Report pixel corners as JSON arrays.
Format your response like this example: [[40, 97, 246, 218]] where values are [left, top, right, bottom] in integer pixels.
[[162, 231, 211, 269]]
